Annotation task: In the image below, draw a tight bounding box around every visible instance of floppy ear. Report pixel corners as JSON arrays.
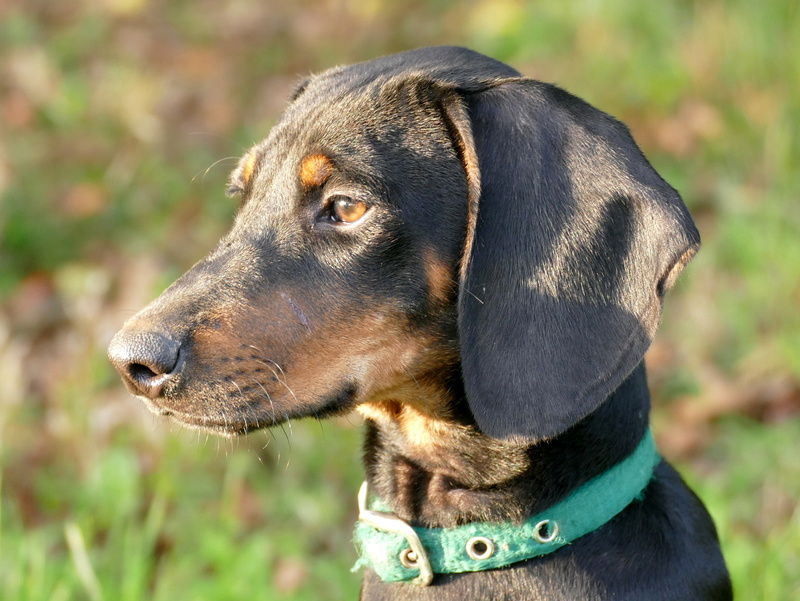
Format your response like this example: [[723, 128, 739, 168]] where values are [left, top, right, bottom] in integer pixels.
[[445, 80, 699, 442]]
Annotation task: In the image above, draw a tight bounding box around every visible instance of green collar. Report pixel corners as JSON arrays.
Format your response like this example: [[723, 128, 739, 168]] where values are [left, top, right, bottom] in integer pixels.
[[353, 429, 660, 585]]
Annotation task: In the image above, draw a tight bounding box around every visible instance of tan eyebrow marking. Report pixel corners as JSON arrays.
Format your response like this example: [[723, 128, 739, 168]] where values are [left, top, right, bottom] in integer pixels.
[[228, 150, 260, 195], [241, 152, 258, 186], [299, 154, 334, 189]]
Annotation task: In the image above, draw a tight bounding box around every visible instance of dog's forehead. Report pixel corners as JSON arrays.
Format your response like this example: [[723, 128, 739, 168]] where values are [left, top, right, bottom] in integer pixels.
[[279, 46, 520, 133], [246, 99, 381, 196], [245, 86, 409, 188], [230, 47, 521, 216]]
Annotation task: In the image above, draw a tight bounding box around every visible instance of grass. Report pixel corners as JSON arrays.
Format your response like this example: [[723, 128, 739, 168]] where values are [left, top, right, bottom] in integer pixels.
[[1, 414, 365, 601], [684, 418, 800, 599], [1, 0, 798, 598]]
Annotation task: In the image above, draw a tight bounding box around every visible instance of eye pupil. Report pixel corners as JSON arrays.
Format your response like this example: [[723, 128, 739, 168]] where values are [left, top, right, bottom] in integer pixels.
[[330, 196, 368, 223]]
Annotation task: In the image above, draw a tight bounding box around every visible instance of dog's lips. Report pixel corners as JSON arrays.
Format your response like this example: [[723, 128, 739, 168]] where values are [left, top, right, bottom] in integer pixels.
[[136, 396, 250, 436], [164, 410, 252, 437], [168, 414, 244, 437]]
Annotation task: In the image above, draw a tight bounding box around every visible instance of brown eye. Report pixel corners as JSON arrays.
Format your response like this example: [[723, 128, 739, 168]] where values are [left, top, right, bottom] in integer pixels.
[[329, 195, 368, 224]]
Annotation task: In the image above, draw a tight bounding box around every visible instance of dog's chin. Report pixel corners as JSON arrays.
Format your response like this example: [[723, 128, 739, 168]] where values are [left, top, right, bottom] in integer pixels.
[[135, 382, 358, 437], [166, 412, 254, 437], [137, 396, 259, 437]]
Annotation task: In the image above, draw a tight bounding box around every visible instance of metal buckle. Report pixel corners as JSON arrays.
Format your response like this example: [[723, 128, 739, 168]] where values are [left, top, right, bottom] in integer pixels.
[[357, 481, 434, 586]]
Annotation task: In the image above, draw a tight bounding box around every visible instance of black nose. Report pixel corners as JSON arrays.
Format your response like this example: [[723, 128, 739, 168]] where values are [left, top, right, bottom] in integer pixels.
[[107, 331, 182, 399]]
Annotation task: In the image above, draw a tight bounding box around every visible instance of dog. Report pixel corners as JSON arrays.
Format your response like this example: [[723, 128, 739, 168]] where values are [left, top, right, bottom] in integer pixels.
[[108, 47, 731, 599]]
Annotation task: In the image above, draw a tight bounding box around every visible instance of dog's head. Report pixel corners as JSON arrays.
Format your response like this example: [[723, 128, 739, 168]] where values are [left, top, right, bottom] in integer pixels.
[[108, 47, 698, 442]]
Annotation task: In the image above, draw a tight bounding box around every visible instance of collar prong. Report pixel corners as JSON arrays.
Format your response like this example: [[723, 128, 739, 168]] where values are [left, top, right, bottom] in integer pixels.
[[357, 482, 434, 586]]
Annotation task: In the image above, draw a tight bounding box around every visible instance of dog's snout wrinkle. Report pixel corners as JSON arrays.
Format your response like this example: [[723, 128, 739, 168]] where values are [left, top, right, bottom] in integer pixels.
[[108, 330, 182, 399]]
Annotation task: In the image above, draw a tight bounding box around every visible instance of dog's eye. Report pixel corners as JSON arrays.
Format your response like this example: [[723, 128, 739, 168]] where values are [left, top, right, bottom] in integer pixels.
[[328, 195, 369, 224]]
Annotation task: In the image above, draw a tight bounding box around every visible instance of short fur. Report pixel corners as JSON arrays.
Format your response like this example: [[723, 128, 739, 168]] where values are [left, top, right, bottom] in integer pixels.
[[108, 47, 731, 600]]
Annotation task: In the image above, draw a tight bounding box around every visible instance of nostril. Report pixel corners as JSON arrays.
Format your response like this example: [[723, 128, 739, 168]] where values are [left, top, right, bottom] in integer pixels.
[[129, 362, 159, 382], [124, 359, 173, 398]]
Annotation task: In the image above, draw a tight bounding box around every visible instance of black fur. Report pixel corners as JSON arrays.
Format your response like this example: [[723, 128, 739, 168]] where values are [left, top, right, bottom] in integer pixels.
[[108, 47, 731, 599]]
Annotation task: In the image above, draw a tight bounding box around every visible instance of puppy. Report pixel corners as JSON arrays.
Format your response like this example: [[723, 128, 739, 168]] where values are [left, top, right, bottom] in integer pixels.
[[109, 47, 731, 600]]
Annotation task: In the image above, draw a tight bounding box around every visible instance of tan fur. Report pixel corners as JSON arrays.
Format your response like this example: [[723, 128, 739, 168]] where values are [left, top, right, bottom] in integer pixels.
[[359, 401, 456, 448], [242, 152, 258, 186], [299, 154, 334, 189], [357, 340, 461, 450], [424, 249, 455, 304]]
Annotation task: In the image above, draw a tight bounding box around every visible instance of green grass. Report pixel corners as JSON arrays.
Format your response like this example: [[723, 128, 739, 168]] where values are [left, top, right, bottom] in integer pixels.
[[1, 417, 365, 601], [683, 418, 800, 600], [1, 0, 799, 598]]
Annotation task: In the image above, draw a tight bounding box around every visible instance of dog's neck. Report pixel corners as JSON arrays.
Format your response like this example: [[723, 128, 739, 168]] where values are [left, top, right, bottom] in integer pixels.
[[359, 362, 651, 528]]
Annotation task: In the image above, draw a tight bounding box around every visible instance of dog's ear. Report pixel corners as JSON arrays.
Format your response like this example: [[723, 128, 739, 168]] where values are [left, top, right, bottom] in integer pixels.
[[442, 80, 699, 442]]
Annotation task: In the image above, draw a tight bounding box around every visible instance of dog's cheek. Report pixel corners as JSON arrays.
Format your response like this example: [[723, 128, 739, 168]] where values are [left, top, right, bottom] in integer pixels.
[[165, 254, 456, 421], [169, 296, 311, 411], [280, 310, 417, 396], [169, 294, 404, 415]]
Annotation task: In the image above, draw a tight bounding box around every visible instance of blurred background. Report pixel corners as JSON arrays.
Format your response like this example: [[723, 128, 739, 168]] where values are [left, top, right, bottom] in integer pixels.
[[1, 0, 798, 599]]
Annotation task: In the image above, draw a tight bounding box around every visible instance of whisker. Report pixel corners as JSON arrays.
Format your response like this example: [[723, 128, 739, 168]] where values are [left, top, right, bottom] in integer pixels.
[[460, 282, 485, 304], [191, 156, 239, 184], [251, 358, 296, 438], [247, 375, 291, 443], [405, 368, 423, 391]]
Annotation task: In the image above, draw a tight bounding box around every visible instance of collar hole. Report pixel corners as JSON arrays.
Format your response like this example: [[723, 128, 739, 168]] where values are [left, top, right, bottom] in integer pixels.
[[466, 536, 495, 561], [532, 519, 559, 543]]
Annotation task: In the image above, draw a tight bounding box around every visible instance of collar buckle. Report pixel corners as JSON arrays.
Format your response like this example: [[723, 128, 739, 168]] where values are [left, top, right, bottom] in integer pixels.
[[357, 482, 434, 586]]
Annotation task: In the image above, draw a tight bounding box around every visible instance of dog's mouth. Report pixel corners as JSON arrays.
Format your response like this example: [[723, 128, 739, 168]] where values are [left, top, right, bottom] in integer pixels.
[[136, 396, 257, 436], [136, 381, 359, 436]]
